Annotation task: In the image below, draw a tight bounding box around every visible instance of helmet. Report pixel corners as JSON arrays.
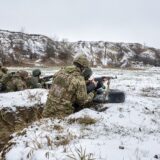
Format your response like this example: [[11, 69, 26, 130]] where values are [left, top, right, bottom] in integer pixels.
[[1, 67, 8, 74], [32, 69, 41, 77], [73, 54, 90, 68], [82, 68, 92, 80], [18, 70, 28, 79]]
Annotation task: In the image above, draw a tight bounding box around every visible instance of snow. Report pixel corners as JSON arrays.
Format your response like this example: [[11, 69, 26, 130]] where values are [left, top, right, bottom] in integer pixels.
[[0, 30, 159, 68], [0, 89, 48, 111], [0, 30, 48, 57], [140, 50, 156, 60], [1, 67, 160, 160]]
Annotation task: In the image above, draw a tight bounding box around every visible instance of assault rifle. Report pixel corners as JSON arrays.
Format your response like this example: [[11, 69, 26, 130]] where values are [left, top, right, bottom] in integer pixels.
[[40, 75, 53, 89], [41, 75, 53, 82], [87, 76, 117, 93], [87, 76, 119, 111], [76, 75, 124, 112], [95, 76, 117, 90]]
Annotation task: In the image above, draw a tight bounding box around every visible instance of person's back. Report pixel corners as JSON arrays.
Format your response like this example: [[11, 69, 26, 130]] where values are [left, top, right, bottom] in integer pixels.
[[27, 76, 41, 88], [43, 55, 94, 118], [5, 71, 28, 92], [6, 74, 27, 92], [27, 69, 42, 88], [0, 72, 14, 92]]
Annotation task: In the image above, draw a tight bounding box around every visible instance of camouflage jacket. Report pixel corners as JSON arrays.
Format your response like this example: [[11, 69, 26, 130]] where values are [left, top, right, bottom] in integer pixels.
[[6, 76, 27, 92], [26, 76, 42, 89], [43, 66, 94, 118]]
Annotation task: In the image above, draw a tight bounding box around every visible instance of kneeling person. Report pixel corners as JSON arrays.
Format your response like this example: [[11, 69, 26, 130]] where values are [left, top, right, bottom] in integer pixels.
[[43, 54, 95, 118]]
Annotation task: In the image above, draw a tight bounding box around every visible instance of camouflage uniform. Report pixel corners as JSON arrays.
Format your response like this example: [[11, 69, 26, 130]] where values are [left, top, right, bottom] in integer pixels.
[[27, 76, 42, 88], [1, 67, 8, 74], [27, 69, 42, 89], [5, 71, 28, 92], [43, 55, 94, 118], [6, 76, 26, 92]]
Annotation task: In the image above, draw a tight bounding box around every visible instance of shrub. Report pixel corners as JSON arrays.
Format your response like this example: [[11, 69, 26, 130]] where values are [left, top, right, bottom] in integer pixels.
[[68, 116, 97, 126]]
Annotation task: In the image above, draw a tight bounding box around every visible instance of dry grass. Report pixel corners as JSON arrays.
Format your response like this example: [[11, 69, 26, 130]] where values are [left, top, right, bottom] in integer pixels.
[[15, 129, 27, 137], [45, 135, 54, 149], [55, 137, 70, 147], [141, 87, 154, 92], [55, 133, 75, 147], [68, 116, 97, 126], [67, 145, 95, 160], [53, 124, 63, 132], [141, 87, 159, 98]]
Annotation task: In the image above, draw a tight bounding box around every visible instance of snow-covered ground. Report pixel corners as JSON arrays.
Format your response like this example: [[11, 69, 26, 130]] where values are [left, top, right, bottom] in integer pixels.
[[1, 67, 160, 160], [0, 89, 48, 111]]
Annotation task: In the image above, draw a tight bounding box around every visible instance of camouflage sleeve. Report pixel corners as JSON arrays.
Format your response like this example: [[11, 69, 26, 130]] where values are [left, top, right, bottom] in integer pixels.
[[74, 76, 94, 106]]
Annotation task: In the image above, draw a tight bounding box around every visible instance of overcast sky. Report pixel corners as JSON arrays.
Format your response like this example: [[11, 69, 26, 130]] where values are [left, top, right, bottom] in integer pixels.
[[0, 0, 160, 48]]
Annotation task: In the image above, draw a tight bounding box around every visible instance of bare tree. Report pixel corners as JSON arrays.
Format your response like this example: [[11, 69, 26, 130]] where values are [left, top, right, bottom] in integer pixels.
[[58, 39, 75, 63]]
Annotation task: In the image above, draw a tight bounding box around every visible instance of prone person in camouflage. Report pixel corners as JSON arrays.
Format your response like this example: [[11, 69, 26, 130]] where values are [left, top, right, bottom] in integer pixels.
[[0, 62, 3, 91], [27, 69, 42, 89], [5, 70, 28, 92], [1, 67, 8, 75], [42, 54, 95, 118]]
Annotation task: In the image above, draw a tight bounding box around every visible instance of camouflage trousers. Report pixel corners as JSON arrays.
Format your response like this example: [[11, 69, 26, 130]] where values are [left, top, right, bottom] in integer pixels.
[[42, 97, 74, 119]]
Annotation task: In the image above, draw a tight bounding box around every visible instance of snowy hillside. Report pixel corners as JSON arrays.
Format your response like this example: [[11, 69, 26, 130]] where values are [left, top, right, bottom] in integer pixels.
[[0, 29, 160, 67], [0, 67, 160, 160]]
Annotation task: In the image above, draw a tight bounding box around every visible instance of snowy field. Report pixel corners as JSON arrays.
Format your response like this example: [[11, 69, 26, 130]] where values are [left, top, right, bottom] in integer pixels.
[[1, 67, 160, 160]]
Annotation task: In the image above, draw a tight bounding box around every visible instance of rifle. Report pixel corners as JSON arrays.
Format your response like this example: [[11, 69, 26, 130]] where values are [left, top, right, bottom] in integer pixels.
[[87, 76, 117, 93], [40, 75, 53, 89], [87, 76, 117, 106], [94, 76, 117, 91], [74, 76, 117, 112], [40, 75, 53, 82]]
